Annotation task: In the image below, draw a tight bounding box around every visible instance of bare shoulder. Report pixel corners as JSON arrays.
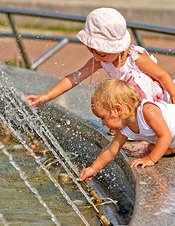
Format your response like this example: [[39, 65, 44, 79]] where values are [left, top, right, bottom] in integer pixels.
[[142, 102, 160, 113], [142, 102, 161, 121], [136, 52, 151, 63]]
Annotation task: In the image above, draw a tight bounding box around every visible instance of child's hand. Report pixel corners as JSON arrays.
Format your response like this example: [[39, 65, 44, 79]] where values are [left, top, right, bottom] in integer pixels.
[[79, 167, 97, 181], [130, 156, 155, 168], [27, 94, 49, 107]]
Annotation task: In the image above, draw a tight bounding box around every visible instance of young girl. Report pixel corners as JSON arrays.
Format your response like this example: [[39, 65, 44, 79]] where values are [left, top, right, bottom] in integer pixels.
[[27, 7, 175, 108], [80, 79, 175, 181]]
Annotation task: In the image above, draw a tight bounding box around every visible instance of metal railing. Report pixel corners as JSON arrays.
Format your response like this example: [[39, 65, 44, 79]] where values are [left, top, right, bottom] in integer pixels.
[[0, 7, 175, 69]]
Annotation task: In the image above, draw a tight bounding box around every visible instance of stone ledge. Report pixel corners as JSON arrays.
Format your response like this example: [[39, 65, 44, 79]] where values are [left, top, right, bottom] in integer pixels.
[[130, 157, 175, 226]]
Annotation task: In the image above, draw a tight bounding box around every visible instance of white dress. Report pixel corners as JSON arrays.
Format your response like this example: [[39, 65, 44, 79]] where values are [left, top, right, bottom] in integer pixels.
[[121, 99, 175, 148], [101, 45, 168, 102]]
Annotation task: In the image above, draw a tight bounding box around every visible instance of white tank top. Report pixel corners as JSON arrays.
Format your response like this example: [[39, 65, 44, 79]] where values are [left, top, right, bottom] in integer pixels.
[[121, 99, 175, 148]]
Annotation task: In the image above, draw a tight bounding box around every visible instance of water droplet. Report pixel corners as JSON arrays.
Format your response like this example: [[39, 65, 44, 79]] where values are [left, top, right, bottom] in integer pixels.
[[66, 120, 71, 125]]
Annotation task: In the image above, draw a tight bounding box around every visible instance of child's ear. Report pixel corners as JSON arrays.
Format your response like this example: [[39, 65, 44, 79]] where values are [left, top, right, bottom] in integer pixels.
[[113, 104, 123, 116]]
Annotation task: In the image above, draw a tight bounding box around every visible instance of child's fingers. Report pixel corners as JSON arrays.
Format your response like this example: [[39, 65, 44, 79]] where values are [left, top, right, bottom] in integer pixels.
[[28, 96, 46, 107], [79, 169, 90, 181], [130, 159, 138, 168], [28, 100, 38, 108], [79, 169, 86, 179], [86, 177, 93, 180], [27, 95, 37, 100], [79, 167, 95, 181], [130, 157, 155, 168], [130, 159, 146, 168], [80, 177, 93, 181], [26, 95, 37, 105]]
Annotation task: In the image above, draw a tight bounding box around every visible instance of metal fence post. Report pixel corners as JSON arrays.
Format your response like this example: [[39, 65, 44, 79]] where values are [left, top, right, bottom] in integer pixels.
[[7, 13, 31, 69]]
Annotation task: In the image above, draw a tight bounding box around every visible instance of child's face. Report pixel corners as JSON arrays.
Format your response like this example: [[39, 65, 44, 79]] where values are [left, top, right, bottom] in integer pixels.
[[87, 47, 119, 62], [92, 100, 124, 130]]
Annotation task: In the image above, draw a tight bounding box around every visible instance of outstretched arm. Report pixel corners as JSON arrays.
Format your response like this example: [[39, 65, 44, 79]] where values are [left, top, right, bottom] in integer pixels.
[[27, 57, 101, 107], [80, 130, 127, 181], [27, 77, 73, 107], [136, 53, 175, 103], [131, 103, 172, 168]]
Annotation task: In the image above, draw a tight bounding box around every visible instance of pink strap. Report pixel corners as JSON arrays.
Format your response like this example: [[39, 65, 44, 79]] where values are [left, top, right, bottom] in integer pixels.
[[128, 76, 164, 101], [127, 76, 146, 99], [153, 93, 163, 101]]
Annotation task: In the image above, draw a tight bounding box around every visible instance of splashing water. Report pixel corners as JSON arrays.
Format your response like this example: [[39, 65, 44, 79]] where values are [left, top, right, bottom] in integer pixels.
[[0, 70, 100, 226], [0, 143, 61, 226], [1, 72, 99, 213], [0, 213, 9, 226]]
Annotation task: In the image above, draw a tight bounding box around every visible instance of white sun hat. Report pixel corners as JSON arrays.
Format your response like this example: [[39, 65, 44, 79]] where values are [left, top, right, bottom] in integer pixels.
[[77, 8, 131, 53]]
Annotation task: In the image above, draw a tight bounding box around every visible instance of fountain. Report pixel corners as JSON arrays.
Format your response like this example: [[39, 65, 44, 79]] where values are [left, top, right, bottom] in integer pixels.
[[0, 64, 135, 225]]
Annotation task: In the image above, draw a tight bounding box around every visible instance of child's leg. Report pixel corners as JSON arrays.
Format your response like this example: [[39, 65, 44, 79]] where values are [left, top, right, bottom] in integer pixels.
[[148, 143, 175, 156], [123, 141, 149, 157], [165, 147, 175, 155]]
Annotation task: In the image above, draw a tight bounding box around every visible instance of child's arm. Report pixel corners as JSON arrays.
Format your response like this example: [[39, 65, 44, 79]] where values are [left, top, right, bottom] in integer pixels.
[[135, 53, 175, 103], [131, 103, 172, 168], [27, 57, 101, 107], [80, 130, 127, 181]]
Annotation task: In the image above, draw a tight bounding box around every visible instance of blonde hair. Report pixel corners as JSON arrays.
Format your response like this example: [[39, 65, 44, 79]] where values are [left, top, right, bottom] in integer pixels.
[[92, 79, 141, 118]]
